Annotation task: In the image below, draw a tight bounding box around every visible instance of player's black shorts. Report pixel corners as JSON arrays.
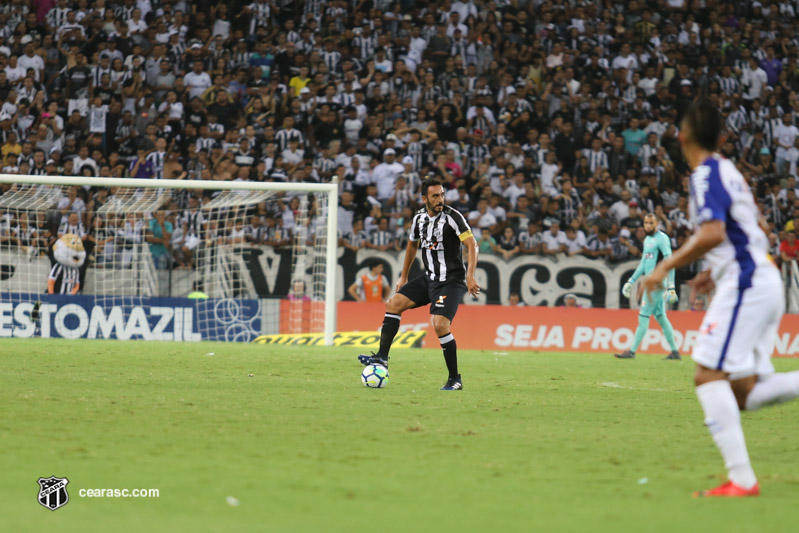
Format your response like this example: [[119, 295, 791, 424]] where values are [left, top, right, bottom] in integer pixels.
[[398, 274, 467, 322]]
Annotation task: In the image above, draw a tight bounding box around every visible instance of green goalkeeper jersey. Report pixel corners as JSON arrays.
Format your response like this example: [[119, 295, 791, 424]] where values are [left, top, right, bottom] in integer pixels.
[[628, 230, 675, 289]]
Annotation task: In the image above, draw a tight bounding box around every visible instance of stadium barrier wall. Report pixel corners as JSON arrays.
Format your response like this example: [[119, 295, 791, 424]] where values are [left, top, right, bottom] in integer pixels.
[[342, 250, 641, 308], [0, 293, 261, 342], [337, 301, 799, 357]]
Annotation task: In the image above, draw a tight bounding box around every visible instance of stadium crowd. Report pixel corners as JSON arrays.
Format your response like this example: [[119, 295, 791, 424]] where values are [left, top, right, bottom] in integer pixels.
[[0, 0, 798, 278]]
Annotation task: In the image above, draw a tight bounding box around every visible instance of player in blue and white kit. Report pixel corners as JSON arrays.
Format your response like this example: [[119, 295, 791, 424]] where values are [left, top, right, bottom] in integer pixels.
[[644, 100, 799, 497]]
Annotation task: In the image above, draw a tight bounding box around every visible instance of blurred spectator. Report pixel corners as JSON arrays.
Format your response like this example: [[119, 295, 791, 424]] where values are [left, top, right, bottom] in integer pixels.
[[145, 210, 172, 270], [477, 226, 496, 255], [541, 220, 567, 256], [347, 260, 390, 303], [508, 292, 525, 307], [519, 221, 541, 255], [780, 231, 799, 266], [497, 226, 520, 261]]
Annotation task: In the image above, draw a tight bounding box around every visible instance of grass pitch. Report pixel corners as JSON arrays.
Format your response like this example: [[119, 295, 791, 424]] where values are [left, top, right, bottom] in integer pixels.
[[2, 339, 799, 533]]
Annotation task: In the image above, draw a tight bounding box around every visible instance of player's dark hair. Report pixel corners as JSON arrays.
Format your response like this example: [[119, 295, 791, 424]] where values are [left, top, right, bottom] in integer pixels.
[[645, 212, 657, 219], [684, 98, 723, 151], [421, 178, 443, 197]]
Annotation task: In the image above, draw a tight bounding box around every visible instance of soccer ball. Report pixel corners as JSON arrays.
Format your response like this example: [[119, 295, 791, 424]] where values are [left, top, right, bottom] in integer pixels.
[[361, 364, 389, 388]]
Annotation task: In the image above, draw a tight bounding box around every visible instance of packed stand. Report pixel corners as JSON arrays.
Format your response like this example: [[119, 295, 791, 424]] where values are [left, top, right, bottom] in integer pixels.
[[0, 1, 797, 284]]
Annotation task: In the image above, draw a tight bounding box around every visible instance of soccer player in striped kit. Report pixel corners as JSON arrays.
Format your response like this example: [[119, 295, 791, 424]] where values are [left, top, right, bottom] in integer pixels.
[[359, 179, 480, 390], [643, 99, 799, 497]]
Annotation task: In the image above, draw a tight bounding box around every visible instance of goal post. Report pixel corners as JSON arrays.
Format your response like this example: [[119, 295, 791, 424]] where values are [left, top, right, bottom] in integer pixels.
[[0, 174, 339, 345]]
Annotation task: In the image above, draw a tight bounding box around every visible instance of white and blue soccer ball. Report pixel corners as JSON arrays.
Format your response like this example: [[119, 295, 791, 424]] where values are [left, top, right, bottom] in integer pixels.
[[361, 364, 389, 388]]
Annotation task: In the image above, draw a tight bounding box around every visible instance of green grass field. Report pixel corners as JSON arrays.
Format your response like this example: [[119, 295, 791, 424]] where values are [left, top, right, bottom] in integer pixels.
[[2, 339, 799, 533]]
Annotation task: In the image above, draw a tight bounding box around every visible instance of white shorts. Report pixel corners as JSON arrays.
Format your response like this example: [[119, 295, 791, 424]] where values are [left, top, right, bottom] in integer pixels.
[[182, 235, 200, 251], [692, 268, 784, 378]]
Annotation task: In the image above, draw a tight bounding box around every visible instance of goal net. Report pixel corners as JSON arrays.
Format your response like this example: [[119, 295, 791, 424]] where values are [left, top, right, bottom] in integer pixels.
[[0, 175, 338, 344]]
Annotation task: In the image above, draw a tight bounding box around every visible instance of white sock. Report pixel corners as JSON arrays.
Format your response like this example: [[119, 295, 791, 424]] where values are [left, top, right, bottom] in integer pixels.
[[745, 371, 799, 411], [696, 380, 757, 489]]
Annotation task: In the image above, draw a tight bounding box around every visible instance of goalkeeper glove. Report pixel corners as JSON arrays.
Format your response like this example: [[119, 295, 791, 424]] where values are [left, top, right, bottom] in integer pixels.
[[622, 281, 633, 298], [667, 287, 678, 305]]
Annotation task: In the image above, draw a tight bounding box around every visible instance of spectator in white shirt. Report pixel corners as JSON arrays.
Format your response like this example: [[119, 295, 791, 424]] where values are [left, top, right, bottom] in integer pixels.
[[127, 8, 148, 35], [503, 173, 526, 208], [57, 186, 86, 223], [786, 137, 799, 179], [539, 151, 560, 197], [18, 42, 45, 83], [281, 137, 305, 167], [541, 220, 568, 255], [775, 113, 799, 176], [4, 55, 26, 84], [741, 57, 768, 103], [564, 225, 588, 255], [372, 148, 405, 201], [450, 0, 478, 21], [611, 44, 639, 82], [487, 195, 507, 223], [610, 190, 633, 223], [184, 60, 212, 99], [468, 198, 498, 232]]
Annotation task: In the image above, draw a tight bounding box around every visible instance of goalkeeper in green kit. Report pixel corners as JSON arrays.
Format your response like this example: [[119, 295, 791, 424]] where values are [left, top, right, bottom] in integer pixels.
[[615, 213, 681, 360]]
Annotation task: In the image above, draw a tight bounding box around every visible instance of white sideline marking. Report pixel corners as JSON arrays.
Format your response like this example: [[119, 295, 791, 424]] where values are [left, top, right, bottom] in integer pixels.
[[602, 382, 669, 392]]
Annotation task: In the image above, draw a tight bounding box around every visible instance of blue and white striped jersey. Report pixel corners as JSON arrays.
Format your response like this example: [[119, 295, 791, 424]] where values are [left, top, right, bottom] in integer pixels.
[[689, 154, 774, 289]]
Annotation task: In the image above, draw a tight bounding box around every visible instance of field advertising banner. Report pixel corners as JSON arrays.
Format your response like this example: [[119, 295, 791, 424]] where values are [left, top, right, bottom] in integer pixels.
[[0, 293, 262, 342], [252, 330, 426, 348], [337, 301, 799, 357]]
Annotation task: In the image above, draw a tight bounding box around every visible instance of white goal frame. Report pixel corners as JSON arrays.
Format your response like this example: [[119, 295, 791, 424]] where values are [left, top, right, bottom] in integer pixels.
[[0, 174, 340, 345]]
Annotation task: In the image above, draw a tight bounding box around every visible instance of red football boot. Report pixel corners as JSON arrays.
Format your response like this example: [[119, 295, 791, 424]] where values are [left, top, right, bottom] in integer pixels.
[[693, 480, 760, 498]]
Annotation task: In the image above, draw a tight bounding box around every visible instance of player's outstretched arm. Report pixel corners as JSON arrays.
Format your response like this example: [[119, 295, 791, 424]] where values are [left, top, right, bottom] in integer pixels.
[[624, 256, 646, 298], [659, 232, 679, 303], [463, 235, 480, 297], [688, 269, 715, 306], [347, 281, 362, 302], [396, 239, 419, 293], [642, 221, 724, 296], [659, 232, 677, 290]]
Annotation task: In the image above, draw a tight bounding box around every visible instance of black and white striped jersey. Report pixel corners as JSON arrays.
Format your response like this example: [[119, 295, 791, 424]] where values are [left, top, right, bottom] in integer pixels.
[[47, 7, 72, 28], [584, 148, 608, 173], [91, 66, 112, 87], [247, 1, 272, 33], [146, 151, 166, 179], [717, 75, 740, 96], [409, 205, 474, 283], [49, 263, 80, 294], [275, 128, 304, 151], [182, 209, 205, 237], [369, 229, 394, 247], [195, 136, 215, 153], [344, 230, 368, 248], [405, 141, 424, 171], [464, 144, 490, 175], [321, 50, 341, 74], [353, 34, 377, 60], [764, 117, 781, 148], [313, 156, 336, 177], [58, 221, 87, 238]]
